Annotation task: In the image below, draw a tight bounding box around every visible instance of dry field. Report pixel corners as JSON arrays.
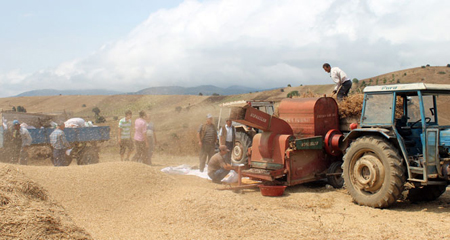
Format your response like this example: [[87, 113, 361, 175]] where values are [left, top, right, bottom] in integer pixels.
[[1, 153, 450, 239], [2, 66, 450, 239]]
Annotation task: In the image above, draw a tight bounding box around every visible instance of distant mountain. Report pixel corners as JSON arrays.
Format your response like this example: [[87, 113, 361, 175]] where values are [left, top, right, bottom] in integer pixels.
[[16, 85, 261, 97], [16, 89, 123, 97], [135, 85, 261, 95]]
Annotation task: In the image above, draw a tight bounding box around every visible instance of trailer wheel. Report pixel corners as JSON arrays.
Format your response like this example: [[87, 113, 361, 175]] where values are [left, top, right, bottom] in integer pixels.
[[231, 132, 252, 165], [327, 161, 344, 188], [64, 155, 73, 166], [343, 136, 406, 208], [407, 185, 447, 202], [78, 147, 99, 165]]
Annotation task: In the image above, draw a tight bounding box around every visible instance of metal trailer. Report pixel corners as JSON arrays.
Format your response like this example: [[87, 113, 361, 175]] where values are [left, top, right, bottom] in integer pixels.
[[0, 111, 110, 165], [228, 97, 345, 188]]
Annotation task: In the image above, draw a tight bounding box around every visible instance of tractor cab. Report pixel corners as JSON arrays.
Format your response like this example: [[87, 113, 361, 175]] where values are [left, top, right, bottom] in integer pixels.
[[343, 83, 450, 208]]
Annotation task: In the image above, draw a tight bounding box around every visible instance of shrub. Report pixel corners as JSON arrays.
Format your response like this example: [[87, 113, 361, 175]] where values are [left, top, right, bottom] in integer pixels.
[[82, 104, 86, 107], [421, 66, 426, 68], [280, 88, 284, 92], [286, 90, 299, 98], [352, 78, 359, 84], [438, 71, 446, 74], [287, 84, 291, 87], [95, 116, 106, 123], [113, 116, 118, 121], [175, 106, 182, 113], [447, 64, 450, 67], [17, 106, 26, 112], [198, 92, 203, 96]]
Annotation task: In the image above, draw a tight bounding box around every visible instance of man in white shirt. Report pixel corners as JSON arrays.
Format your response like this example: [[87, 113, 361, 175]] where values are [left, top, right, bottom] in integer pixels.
[[323, 63, 352, 101], [219, 118, 235, 164]]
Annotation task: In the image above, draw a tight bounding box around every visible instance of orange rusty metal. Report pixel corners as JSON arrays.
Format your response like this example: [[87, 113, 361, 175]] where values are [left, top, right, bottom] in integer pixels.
[[231, 105, 293, 135], [278, 97, 339, 138]]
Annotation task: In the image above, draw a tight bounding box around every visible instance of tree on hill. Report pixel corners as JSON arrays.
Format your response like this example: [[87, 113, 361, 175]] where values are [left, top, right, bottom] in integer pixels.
[[92, 107, 101, 116], [287, 90, 299, 98], [12, 106, 27, 112], [198, 92, 203, 96]]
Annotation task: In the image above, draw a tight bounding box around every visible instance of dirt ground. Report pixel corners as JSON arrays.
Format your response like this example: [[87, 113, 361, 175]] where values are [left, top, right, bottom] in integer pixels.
[[1, 152, 450, 240]]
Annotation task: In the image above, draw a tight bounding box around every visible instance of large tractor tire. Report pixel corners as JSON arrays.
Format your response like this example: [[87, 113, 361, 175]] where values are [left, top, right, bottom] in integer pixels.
[[343, 136, 406, 208], [77, 147, 99, 165], [231, 132, 252, 165], [327, 161, 344, 189], [407, 185, 447, 202]]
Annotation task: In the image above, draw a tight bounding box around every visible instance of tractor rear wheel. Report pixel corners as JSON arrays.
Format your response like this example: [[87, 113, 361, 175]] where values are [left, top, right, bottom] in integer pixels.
[[78, 147, 99, 165], [231, 132, 252, 165], [343, 136, 406, 208], [407, 185, 447, 202], [327, 161, 344, 188]]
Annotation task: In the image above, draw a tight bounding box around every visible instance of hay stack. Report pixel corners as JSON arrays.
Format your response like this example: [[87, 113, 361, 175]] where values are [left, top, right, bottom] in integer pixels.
[[337, 94, 364, 119], [0, 165, 92, 239]]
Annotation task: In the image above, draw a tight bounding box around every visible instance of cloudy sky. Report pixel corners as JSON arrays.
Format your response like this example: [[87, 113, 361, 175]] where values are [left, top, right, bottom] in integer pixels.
[[1, 0, 449, 97]]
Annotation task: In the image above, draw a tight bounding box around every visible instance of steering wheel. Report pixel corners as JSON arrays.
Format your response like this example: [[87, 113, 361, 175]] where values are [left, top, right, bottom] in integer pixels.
[[410, 117, 431, 129]]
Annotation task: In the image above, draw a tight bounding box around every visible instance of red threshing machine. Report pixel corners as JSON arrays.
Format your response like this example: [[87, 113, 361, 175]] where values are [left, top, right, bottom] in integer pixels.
[[230, 97, 346, 188]]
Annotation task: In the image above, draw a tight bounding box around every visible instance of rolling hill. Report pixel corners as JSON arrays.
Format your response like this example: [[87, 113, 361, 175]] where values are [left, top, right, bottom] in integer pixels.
[[2, 66, 450, 156]]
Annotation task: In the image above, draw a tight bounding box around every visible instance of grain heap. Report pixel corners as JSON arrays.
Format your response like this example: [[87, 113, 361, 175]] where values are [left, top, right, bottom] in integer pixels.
[[0, 164, 92, 240]]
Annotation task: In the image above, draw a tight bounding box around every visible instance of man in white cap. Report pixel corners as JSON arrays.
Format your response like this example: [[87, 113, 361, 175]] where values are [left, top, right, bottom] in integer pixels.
[[208, 145, 237, 183], [197, 113, 217, 172], [49, 121, 71, 166]]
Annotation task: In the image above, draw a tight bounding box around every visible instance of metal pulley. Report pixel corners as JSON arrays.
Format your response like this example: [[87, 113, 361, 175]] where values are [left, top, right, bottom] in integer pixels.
[[324, 129, 345, 156]]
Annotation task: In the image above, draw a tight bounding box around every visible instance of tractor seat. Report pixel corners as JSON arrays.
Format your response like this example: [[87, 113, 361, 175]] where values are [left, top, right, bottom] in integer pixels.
[[396, 116, 412, 136]]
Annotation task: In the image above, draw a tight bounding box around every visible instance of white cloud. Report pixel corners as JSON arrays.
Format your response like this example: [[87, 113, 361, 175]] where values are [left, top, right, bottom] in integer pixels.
[[2, 0, 450, 97]]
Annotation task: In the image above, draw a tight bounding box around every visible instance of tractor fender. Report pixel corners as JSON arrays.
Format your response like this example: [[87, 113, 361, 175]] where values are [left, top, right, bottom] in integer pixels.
[[343, 128, 393, 142]]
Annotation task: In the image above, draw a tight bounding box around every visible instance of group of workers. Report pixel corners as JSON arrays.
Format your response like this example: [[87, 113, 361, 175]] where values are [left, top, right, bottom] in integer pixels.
[[197, 115, 237, 183], [4, 120, 71, 166], [4, 63, 351, 182], [118, 110, 157, 165]]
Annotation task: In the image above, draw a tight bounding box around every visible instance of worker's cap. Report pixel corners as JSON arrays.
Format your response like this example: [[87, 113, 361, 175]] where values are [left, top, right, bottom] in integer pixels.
[[219, 145, 230, 152], [206, 113, 213, 119], [12, 120, 20, 125]]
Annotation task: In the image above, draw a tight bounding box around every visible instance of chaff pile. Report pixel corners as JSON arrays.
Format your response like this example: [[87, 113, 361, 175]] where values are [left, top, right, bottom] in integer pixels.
[[337, 94, 364, 119], [0, 165, 92, 239]]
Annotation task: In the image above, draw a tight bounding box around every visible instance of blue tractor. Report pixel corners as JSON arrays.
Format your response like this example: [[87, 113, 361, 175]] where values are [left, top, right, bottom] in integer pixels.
[[343, 83, 450, 208]]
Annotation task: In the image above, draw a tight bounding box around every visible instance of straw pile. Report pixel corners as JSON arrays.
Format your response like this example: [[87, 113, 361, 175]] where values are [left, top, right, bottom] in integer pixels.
[[337, 94, 364, 119], [0, 165, 92, 240]]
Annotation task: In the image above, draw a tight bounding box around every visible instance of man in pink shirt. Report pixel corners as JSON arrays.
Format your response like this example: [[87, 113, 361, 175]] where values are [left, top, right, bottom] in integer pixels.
[[132, 110, 149, 164]]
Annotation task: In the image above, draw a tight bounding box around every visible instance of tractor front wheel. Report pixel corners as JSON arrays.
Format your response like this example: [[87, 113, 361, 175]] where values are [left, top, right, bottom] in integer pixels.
[[327, 161, 344, 188], [231, 132, 252, 165], [343, 136, 406, 208]]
